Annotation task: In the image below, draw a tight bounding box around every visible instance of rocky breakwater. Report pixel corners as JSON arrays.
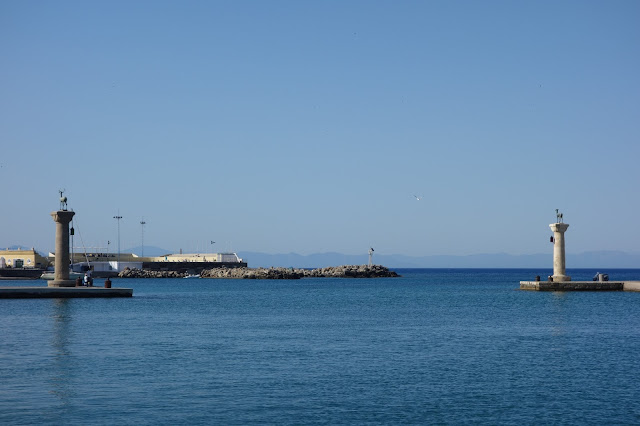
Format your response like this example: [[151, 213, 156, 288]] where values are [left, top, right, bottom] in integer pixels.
[[200, 265, 399, 279], [118, 267, 189, 278], [201, 267, 304, 279], [302, 264, 399, 278]]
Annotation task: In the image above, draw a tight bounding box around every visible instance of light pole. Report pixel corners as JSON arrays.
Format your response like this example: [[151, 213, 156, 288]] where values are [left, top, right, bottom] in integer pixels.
[[113, 213, 123, 271], [140, 217, 146, 257]]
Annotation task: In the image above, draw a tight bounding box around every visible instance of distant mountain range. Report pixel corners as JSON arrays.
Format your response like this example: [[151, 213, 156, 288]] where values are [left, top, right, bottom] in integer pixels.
[[7, 244, 640, 269], [235, 250, 640, 269]]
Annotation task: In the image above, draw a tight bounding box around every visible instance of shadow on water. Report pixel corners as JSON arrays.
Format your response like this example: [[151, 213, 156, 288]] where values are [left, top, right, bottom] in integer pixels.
[[48, 299, 76, 405], [549, 291, 569, 344]]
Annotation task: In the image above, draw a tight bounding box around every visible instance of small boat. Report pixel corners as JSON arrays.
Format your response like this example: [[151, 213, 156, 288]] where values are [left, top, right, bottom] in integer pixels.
[[184, 274, 200, 279], [40, 271, 83, 280]]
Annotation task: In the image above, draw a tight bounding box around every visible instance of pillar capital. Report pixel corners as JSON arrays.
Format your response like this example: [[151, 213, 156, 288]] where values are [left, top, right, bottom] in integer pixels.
[[51, 210, 75, 224], [549, 222, 569, 233]]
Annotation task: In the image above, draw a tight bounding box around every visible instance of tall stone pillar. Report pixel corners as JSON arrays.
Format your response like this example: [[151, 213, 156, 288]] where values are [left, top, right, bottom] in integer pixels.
[[48, 210, 76, 287], [549, 222, 570, 282]]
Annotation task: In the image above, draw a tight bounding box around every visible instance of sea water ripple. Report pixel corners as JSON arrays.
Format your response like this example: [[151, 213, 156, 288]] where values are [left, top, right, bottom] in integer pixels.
[[1, 269, 639, 425]]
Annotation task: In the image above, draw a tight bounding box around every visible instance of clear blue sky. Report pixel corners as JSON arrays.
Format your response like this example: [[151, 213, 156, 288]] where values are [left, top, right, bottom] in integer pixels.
[[2, 1, 639, 257]]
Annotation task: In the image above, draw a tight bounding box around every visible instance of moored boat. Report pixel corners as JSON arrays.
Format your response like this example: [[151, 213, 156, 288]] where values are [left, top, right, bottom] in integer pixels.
[[40, 271, 83, 280]]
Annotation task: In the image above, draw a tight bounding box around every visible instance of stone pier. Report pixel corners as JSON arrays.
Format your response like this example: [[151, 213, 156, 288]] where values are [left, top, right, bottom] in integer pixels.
[[520, 280, 624, 291], [0, 286, 133, 298], [520, 213, 640, 291], [0, 196, 133, 298], [519, 280, 640, 291]]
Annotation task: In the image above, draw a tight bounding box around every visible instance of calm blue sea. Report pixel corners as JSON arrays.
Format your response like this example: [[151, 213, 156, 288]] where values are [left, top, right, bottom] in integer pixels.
[[1, 268, 640, 425]]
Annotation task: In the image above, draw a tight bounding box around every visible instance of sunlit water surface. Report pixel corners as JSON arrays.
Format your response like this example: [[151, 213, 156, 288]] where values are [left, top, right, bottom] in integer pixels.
[[1, 269, 639, 425]]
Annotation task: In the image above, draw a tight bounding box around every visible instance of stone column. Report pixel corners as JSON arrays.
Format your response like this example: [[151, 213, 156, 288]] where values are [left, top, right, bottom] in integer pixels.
[[48, 210, 76, 287], [549, 222, 570, 282]]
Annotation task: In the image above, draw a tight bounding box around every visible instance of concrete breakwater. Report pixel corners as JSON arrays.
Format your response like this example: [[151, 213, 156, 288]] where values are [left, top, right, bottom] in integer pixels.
[[119, 265, 399, 279]]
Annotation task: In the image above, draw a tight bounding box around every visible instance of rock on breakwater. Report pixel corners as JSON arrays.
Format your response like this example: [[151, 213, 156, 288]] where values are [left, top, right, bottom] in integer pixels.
[[303, 264, 400, 278], [118, 268, 190, 278], [200, 264, 400, 280], [201, 267, 303, 279], [117, 265, 400, 279]]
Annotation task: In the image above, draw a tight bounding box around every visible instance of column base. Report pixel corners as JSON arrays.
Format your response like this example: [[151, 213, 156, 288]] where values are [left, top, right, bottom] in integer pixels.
[[552, 275, 571, 282], [48, 280, 76, 287]]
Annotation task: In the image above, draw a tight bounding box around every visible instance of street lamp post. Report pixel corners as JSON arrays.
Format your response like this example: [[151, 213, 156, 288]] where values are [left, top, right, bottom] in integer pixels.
[[113, 213, 123, 271], [140, 217, 146, 257]]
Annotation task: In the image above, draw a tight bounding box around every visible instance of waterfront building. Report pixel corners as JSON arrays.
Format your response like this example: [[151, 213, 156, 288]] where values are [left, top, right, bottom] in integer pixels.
[[65, 251, 246, 276], [0, 248, 50, 269], [1, 246, 246, 279]]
